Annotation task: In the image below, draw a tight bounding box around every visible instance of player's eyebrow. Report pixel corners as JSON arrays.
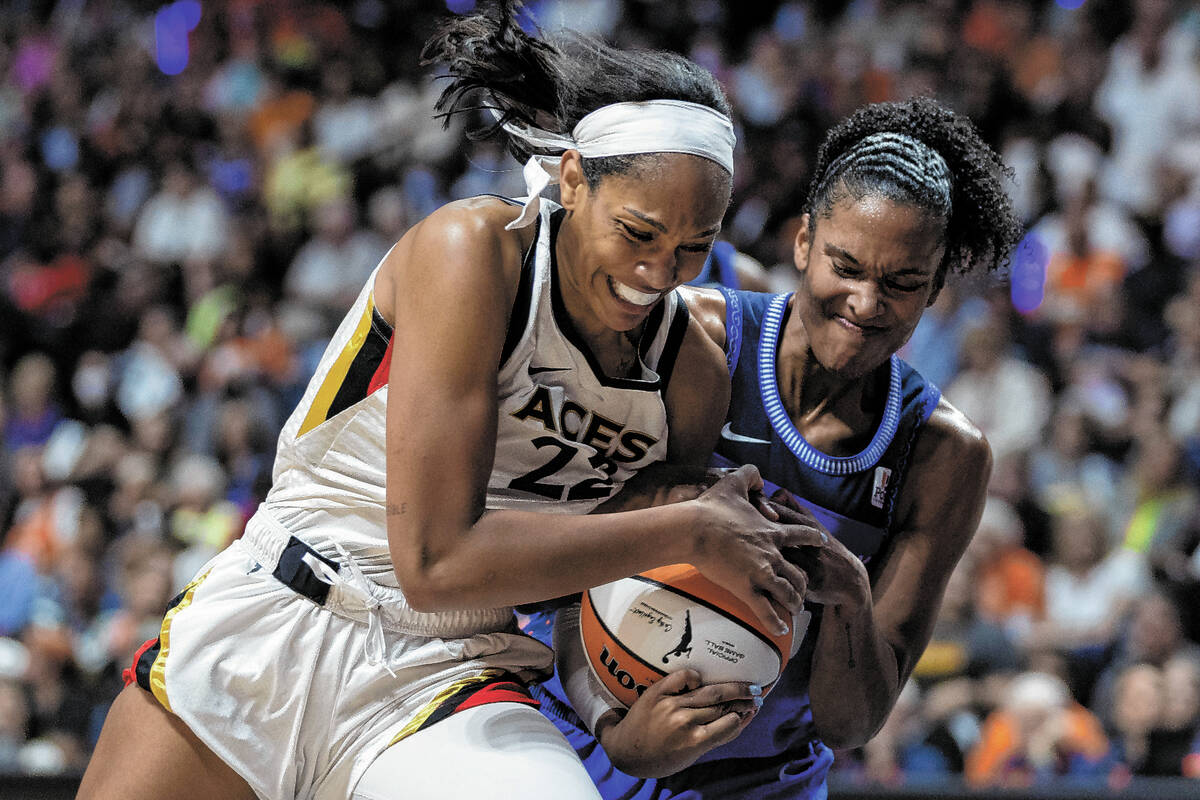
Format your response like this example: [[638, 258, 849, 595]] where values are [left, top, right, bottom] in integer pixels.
[[624, 207, 720, 238], [825, 243, 933, 276]]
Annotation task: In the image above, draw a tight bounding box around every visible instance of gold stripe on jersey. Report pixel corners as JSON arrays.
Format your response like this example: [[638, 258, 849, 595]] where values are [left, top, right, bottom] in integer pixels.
[[148, 568, 212, 712], [298, 297, 378, 437]]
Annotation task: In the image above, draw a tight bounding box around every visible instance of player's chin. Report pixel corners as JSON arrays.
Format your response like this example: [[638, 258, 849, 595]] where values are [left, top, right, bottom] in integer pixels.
[[822, 347, 887, 380]]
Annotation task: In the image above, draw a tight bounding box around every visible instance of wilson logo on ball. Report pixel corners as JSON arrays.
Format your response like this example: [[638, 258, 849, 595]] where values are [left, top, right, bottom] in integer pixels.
[[597, 646, 649, 697]]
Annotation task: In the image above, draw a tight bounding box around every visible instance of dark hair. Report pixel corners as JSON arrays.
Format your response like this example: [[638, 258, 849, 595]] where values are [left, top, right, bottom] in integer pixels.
[[421, 1, 731, 186], [804, 97, 1022, 289]]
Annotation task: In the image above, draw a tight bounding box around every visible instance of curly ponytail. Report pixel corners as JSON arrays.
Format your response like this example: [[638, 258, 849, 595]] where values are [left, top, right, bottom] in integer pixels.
[[422, 1, 730, 183]]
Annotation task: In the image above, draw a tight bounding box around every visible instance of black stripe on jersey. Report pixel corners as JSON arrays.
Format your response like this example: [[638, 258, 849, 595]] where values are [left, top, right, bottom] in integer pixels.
[[548, 210, 664, 392], [655, 300, 690, 392], [324, 317, 391, 421], [499, 212, 541, 368], [639, 301, 666, 360]]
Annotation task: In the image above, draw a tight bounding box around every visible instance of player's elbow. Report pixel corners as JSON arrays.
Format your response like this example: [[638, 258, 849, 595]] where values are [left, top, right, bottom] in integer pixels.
[[396, 573, 440, 612], [814, 716, 885, 751], [810, 684, 894, 749], [393, 557, 471, 612], [391, 547, 458, 613]]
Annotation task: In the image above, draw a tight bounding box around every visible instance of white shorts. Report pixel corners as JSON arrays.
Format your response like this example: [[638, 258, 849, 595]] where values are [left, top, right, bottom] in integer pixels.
[[128, 512, 554, 800]]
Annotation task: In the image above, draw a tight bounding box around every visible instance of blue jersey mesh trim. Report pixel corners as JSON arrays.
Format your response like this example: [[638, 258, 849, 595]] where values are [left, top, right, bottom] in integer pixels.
[[757, 293, 902, 475], [718, 285, 743, 378]]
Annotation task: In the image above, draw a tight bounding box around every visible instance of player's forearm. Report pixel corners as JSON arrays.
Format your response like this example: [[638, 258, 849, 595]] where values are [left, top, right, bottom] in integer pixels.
[[807, 601, 902, 749], [593, 462, 718, 513], [390, 501, 700, 611]]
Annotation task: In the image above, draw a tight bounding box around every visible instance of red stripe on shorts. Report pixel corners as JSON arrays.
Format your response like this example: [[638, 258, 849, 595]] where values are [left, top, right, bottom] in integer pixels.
[[367, 333, 395, 395], [456, 681, 540, 713], [123, 636, 160, 686]]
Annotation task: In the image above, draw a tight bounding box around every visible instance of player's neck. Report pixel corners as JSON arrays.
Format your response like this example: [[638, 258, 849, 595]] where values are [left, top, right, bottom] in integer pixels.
[[776, 303, 885, 449]]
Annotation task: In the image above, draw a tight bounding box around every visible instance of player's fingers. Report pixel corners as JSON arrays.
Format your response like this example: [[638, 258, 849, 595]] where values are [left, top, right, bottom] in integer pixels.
[[675, 681, 761, 708], [681, 699, 760, 726], [720, 464, 763, 496], [775, 559, 808, 603], [752, 490, 779, 521], [755, 551, 808, 617], [650, 669, 703, 697], [766, 499, 820, 529], [769, 487, 804, 513], [775, 519, 829, 549], [744, 589, 790, 636], [695, 709, 756, 749]]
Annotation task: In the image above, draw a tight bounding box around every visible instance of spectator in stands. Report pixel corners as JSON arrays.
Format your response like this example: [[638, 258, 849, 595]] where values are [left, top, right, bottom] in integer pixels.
[[1029, 402, 1121, 521], [1027, 506, 1149, 698], [1108, 663, 1164, 775], [1159, 656, 1200, 776], [1094, 0, 1200, 218], [969, 497, 1045, 646], [1091, 591, 1200, 723], [283, 195, 388, 323], [1117, 427, 1198, 555], [966, 671, 1112, 787], [945, 320, 1052, 464], [131, 159, 231, 268], [3, 354, 61, 453], [0, 675, 33, 771]]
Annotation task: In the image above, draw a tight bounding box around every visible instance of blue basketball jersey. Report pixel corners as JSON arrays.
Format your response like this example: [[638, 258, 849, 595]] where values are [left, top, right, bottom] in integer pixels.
[[523, 289, 941, 799], [687, 241, 740, 289]]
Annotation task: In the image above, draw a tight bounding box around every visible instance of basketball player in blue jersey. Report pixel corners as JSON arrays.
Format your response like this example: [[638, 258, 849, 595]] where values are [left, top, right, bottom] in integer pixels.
[[688, 240, 771, 291], [524, 97, 1024, 798], [77, 5, 823, 800]]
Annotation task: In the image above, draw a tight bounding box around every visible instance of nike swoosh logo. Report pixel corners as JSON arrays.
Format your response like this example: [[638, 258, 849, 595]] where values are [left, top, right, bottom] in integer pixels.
[[529, 366, 571, 375], [720, 422, 772, 445]]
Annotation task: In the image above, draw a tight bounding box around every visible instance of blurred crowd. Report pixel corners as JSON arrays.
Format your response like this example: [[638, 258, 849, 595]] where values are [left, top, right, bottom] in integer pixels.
[[0, 0, 1197, 788]]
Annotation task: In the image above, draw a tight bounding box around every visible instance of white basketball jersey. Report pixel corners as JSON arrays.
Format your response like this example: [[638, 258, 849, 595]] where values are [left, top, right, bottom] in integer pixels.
[[262, 200, 688, 586]]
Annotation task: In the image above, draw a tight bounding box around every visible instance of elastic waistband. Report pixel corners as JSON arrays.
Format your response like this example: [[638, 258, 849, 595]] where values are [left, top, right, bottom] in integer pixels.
[[242, 505, 516, 639]]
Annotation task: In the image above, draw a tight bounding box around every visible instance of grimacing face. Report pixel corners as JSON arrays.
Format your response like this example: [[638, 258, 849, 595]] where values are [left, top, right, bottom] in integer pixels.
[[793, 194, 946, 379], [558, 150, 730, 333]]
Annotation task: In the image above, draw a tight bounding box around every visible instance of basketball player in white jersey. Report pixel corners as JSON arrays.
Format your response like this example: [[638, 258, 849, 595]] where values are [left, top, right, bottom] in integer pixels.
[[76, 4, 824, 800]]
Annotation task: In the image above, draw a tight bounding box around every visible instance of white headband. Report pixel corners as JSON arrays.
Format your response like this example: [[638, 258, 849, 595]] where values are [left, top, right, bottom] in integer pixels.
[[500, 99, 736, 229]]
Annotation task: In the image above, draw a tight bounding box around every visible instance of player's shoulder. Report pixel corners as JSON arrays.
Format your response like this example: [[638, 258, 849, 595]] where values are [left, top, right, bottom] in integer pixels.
[[408, 196, 534, 262], [377, 197, 533, 309], [889, 396, 991, 542], [919, 396, 991, 466], [677, 285, 727, 352]]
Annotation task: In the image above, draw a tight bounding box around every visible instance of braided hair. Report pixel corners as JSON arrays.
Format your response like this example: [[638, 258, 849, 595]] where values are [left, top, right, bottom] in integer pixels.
[[805, 97, 1022, 291], [422, 1, 731, 187]]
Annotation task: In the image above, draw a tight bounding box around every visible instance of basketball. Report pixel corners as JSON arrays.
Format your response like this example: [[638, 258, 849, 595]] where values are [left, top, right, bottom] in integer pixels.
[[579, 564, 810, 708]]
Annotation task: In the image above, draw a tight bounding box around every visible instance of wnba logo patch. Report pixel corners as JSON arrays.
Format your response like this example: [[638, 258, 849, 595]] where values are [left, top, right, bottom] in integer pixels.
[[871, 467, 892, 509]]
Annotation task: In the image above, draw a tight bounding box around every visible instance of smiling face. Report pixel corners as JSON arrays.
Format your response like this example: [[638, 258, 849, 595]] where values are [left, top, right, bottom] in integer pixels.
[[793, 194, 946, 378], [558, 150, 730, 334]]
